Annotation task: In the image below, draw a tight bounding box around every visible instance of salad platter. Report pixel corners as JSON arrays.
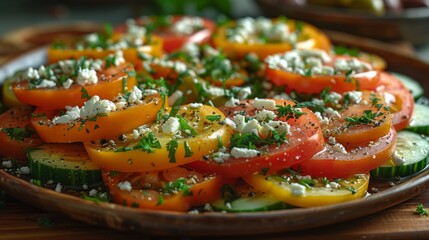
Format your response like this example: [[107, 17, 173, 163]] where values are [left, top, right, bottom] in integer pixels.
[[1, 16, 429, 237]]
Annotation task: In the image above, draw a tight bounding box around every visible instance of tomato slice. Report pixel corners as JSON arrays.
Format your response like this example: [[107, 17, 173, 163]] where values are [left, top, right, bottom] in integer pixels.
[[266, 52, 380, 94], [103, 166, 223, 211], [187, 99, 325, 177], [47, 23, 163, 64], [84, 104, 233, 172], [243, 171, 369, 207], [323, 91, 392, 146], [213, 18, 331, 60], [0, 107, 44, 162], [31, 93, 164, 143], [296, 127, 397, 179], [376, 72, 414, 131], [12, 60, 137, 110]]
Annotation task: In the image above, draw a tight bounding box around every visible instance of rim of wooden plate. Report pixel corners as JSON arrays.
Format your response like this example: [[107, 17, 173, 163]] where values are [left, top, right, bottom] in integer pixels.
[[1, 31, 429, 237]]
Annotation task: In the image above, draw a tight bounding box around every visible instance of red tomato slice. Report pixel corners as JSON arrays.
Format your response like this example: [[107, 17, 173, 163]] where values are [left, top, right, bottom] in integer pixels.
[[103, 167, 223, 211], [266, 55, 380, 94], [13, 62, 137, 110], [0, 107, 44, 162], [376, 72, 414, 131], [296, 127, 397, 179], [116, 16, 215, 53], [187, 99, 325, 177]]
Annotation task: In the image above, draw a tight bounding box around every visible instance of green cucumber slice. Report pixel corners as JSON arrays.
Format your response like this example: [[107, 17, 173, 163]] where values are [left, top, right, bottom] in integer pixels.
[[391, 72, 424, 100], [28, 143, 102, 188], [406, 104, 429, 135], [211, 193, 290, 212], [371, 131, 429, 179]]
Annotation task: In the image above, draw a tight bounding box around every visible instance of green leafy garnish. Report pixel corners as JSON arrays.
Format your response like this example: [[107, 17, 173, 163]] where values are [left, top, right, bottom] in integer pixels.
[[162, 178, 192, 196], [344, 110, 383, 128], [167, 139, 179, 163], [177, 116, 197, 137], [276, 104, 306, 119], [416, 203, 428, 216], [80, 87, 91, 100], [206, 115, 221, 122], [1, 127, 34, 142], [184, 141, 193, 157]]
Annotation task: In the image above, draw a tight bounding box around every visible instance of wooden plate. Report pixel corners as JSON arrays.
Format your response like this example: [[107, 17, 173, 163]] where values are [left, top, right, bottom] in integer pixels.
[[1, 33, 429, 237]]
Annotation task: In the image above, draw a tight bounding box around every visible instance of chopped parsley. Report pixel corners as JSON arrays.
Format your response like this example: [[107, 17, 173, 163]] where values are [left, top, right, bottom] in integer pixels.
[[166, 139, 178, 163], [1, 127, 34, 142], [344, 110, 383, 128], [416, 203, 428, 216], [206, 115, 222, 122], [115, 132, 161, 153], [80, 87, 91, 100], [276, 104, 306, 119], [161, 178, 192, 198], [177, 116, 197, 137], [184, 141, 193, 157]]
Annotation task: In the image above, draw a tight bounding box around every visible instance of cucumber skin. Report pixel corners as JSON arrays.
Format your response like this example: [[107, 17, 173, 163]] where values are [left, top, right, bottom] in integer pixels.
[[406, 126, 429, 136], [28, 149, 102, 188], [211, 199, 290, 213], [371, 153, 429, 179]]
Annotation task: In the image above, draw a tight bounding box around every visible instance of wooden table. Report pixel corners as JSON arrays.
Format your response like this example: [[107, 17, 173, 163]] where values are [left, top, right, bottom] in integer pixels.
[[0, 190, 428, 240]]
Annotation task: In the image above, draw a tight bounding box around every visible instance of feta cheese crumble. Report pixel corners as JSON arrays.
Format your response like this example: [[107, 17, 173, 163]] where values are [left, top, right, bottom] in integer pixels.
[[162, 117, 180, 136], [230, 147, 260, 159], [118, 181, 133, 192], [76, 68, 98, 86]]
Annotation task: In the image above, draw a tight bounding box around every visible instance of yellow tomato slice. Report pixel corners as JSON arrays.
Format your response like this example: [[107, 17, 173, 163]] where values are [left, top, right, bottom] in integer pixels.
[[84, 104, 233, 172], [244, 172, 369, 208]]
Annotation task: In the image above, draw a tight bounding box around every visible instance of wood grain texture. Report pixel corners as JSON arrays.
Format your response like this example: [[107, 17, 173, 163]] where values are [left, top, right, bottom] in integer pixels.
[[0, 191, 428, 240]]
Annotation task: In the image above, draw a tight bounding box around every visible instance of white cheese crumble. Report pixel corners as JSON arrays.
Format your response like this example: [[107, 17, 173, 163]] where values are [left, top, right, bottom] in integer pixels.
[[143, 89, 159, 96], [329, 182, 341, 189], [255, 110, 277, 122], [172, 17, 204, 35], [332, 143, 347, 154], [290, 183, 306, 196], [20, 166, 30, 175], [118, 181, 133, 192], [162, 117, 180, 136], [241, 119, 262, 135], [253, 98, 277, 110], [127, 86, 143, 104], [80, 96, 117, 119], [212, 151, 231, 163], [76, 68, 98, 86], [55, 183, 63, 193], [34, 80, 57, 89], [224, 97, 240, 107], [2, 160, 12, 168], [230, 147, 260, 159], [62, 79, 74, 89], [345, 91, 363, 104], [189, 103, 203, 109], [52, 106, 81, 124], [237, 86, 252, 100], [89, 189, 98, 197]]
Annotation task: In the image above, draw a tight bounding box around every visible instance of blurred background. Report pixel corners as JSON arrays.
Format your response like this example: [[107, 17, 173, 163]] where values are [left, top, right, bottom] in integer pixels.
[[0, 0, 428, 63]]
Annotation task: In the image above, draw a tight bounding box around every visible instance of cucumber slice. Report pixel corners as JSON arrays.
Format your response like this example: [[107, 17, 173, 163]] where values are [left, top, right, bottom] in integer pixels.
[[391, 72, 424, 100], [28, 143, 102, 188], [371, 131, 429, 179], [406, 104, 429, 135], [212, 193, 289, 212]]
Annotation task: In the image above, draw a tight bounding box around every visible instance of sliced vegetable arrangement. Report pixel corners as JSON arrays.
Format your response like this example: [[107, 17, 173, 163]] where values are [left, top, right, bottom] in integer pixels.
[[1, 15, 428, 214]]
